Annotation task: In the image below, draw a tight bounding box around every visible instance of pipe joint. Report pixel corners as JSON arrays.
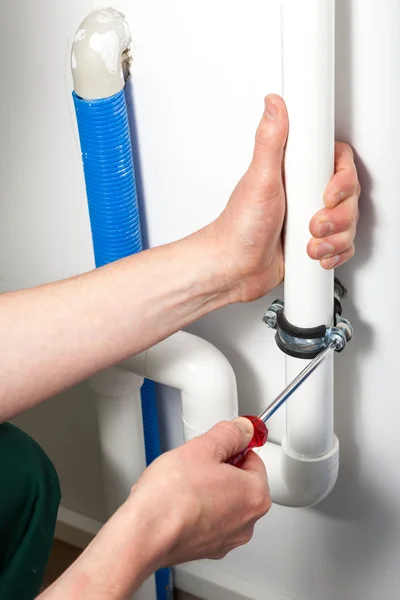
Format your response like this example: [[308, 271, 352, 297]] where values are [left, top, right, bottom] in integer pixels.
[[71, 8, 132, 100], [259, 436, 339, 507], [263, 278, 353, 359]]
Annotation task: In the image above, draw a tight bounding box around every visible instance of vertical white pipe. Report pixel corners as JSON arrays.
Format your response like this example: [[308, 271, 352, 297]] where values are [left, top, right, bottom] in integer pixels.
[[282, 0, 335, 457], [91, 368, 157, 600]]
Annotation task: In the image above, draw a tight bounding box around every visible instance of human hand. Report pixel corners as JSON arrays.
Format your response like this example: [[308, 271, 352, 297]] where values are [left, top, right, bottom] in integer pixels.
[[211, 94, 360, 303], [127, 418, 270, 566]]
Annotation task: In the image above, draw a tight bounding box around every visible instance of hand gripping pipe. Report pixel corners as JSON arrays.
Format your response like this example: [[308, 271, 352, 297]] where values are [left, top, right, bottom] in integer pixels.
[[256, 0, 339, 506], [71, 9, 171, 600]]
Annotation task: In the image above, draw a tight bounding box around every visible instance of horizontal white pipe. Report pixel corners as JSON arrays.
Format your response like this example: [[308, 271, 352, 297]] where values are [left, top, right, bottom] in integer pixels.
[[122, 330, 239, 440], [71, 8, 131, 100], [282, 0, 336, 458]]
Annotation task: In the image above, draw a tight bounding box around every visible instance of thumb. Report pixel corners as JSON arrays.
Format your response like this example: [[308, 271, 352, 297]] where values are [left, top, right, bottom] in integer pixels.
[[249, 94, 288, 184], [202, 418, 254, 463]]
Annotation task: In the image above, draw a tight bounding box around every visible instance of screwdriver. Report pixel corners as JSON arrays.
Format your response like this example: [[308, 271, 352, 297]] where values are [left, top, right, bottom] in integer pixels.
[[227, 340, 338, 467]]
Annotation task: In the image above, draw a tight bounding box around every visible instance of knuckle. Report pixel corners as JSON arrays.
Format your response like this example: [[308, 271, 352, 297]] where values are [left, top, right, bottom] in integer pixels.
[[255, 123, 268, 147], [211, 421, 243, 458], [225, 421, 245, 441], [210, 549, 229, 560], [238, 527, 255, 547], [250, 480, 271, 517], [245, 162, 283, 201], [255, 120, 285, 153], [342, 213, 356, 232], [342, 142, 355, 160], [336, 140, 353, 159]]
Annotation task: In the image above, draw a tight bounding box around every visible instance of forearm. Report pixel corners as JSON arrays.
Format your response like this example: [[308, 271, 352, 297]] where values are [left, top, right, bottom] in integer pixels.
[[0, 228, 230, 420], [39, 497, 166, 600]]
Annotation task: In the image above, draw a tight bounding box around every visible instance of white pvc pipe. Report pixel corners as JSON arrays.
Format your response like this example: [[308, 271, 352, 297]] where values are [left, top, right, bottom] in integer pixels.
[[91, 369, 145, 512], [94, 326, 337, 511], [282, 0, 336, 458], [258, 436, 339, 508], [71, 8, 131, 100], [91, 331, 238, 598], [122, 330, 239, 440], [91, 369, 157, 600]]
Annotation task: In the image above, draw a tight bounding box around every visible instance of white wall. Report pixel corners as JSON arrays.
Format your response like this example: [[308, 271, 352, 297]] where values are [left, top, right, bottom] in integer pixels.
[[3, 1, 400, 599]]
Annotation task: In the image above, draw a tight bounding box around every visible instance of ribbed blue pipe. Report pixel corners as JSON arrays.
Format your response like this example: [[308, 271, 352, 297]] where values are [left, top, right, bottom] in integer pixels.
[[73, 90, 172, 600]]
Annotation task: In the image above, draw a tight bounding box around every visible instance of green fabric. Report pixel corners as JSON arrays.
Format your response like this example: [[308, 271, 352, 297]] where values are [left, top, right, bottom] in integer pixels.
[[0, 423, 61, 600]]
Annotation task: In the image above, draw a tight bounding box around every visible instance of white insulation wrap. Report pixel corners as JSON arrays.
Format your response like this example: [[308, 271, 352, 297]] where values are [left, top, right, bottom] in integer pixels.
[[282, 0, 336, 458]]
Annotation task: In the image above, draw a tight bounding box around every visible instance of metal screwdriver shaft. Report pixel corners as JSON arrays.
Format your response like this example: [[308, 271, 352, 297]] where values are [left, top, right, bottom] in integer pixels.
[[228, 340, 338, 468], [258, 341, 337, 423]]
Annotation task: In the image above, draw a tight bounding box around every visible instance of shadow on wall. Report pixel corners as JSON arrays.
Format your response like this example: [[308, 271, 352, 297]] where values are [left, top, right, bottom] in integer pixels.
[[315, 0, 397, 583], [124, 78, 150, 250]]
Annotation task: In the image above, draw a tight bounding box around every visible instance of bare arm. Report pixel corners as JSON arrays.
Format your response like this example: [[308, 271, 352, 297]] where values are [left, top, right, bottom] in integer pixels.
[[0, 232, 227, 421], [0, 96, 359, 423]]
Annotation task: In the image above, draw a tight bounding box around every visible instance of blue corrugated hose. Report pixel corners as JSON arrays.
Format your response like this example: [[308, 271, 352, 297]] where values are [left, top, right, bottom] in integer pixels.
[[73, 89, 173, 600]]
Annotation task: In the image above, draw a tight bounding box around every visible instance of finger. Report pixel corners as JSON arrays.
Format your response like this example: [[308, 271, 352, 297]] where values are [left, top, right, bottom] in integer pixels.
[[202, 418, 254, 463], [310, 193, 359, 238], [324, 142, 359, 208], [241, 454, 271, 519], [248, 94, 288, 188], [240, 449, 268, 480], [320, 244, 355, 270], [307, 229, 356, 262]]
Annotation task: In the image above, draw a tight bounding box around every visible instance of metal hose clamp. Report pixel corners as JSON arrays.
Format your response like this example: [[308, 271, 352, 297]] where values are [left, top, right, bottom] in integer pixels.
[[262, 278, 353, 359]]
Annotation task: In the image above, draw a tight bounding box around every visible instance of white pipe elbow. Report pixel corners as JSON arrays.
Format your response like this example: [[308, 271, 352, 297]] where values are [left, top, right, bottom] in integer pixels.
[[92, 331, 337, 507], [122, 331, 239, 440], [71, 8, 131, 100], [259, 437, 339, 508], [118, 332, 338, 506]]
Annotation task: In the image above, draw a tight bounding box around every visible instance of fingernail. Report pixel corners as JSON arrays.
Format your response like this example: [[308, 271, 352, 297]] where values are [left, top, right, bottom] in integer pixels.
[[317, 221, 334, 237], [315, 242, 334, 259], [233, 417, 254, 442], [324, 255, 340, 269], [264, 97, 277, 121]]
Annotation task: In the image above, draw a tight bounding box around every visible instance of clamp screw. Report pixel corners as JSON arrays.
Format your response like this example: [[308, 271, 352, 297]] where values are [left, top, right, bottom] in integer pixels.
[[262, 299, 284, 330], [335, 317, 353, 343], [263, 311, 278, 328]]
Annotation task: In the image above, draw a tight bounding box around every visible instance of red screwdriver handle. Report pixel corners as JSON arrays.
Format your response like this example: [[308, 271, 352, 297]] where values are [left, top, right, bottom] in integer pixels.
[[227, 416, 268, 468]]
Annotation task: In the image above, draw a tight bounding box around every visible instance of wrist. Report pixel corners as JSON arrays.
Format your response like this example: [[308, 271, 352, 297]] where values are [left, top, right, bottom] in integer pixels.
[[184, 222, 239, 304], [41, 501, 166, 600], [121, 495, 172, 573]]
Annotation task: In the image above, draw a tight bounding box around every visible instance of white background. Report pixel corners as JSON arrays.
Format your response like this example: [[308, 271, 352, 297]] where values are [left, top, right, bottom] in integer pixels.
[[2, 1, 400, 598]]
